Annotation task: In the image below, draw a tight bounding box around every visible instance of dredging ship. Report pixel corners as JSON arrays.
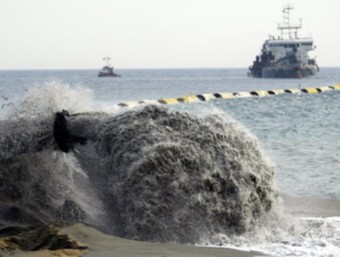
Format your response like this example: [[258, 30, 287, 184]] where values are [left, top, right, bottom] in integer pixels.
[[248, 4, 319, 78], [98, 57, 121, 77]]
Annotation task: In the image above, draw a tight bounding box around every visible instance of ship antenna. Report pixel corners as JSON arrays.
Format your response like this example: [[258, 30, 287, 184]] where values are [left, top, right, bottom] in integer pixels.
[[278, 3, 301, 39], [103, 57, 111, 67]]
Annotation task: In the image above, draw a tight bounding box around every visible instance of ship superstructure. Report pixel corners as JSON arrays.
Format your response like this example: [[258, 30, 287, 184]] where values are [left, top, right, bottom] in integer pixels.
[[249, 4, 318, 78], [98, 57, 121, 77]]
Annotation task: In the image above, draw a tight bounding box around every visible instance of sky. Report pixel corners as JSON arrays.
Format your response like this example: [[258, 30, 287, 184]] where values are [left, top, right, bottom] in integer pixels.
[[0, 0, 339, 69]]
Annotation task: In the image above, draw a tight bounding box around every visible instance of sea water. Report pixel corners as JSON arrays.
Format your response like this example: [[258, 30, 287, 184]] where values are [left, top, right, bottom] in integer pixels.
[[0, 68, 340, 256]]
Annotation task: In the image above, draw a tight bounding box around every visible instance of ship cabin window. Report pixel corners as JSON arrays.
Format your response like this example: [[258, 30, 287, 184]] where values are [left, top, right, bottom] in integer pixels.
[[284, 43, 299, 48], [268, 43, 304, 48]]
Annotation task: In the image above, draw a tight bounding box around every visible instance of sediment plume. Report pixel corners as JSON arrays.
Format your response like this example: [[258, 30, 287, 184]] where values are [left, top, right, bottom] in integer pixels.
[[0, 105, 280, 243]]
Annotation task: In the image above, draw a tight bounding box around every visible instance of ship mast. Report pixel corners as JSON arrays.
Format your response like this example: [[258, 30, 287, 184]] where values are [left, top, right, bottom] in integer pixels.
[[103, 57, 111, 67], [277, 4, 302, 39]]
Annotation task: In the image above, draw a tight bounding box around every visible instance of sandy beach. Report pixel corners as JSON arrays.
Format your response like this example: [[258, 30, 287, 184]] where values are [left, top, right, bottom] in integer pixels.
[[1, 197, 339, 257], [0, 223, 264, 257], [54, 224, 264, 257]]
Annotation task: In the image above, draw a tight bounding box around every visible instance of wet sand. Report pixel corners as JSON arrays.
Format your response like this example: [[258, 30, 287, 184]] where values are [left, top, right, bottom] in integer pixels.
[[1, 197, 340, 257], [0, 223, 264, 257], [62, 224, 264, 257]]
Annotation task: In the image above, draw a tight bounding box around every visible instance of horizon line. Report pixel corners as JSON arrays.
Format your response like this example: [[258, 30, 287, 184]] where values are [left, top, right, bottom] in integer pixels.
[[0, 66, 339, 71]]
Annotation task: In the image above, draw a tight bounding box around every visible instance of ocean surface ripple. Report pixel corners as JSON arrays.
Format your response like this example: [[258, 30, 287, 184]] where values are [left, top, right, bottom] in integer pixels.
[[1, 69, 340, 255]]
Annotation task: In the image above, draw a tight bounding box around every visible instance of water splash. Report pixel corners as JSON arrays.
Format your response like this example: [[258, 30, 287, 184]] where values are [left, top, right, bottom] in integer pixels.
[[6, 82, 94, 119], [0, 84, 281, 243], [206, 217, 340, 256], [68, 105, 280, 242]]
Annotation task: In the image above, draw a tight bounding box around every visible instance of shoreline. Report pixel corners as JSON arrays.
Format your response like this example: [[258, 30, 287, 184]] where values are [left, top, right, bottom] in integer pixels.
[[1, 196, 340, 257], [61, 224, 265, 257], [0, 223, 265, 257]]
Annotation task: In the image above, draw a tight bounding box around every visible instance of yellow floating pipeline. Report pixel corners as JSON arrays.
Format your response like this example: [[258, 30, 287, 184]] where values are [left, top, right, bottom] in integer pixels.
[[138, 100, 160, 105], [317, 86, 332, 92], [216, 92, 234, 99], [117, 82, 340, 108], [285, 88, 301, 94], [196, 93, 216, 101], [250, 90, 269, 97], [330, 84, 340, 90], [177, 95, 200, 103], [158, 98, 180, 105], [301, 87, 320, 94], [233, 91, 252, 98], [268, 89, 285, 95], [118, 101, 140, 107]]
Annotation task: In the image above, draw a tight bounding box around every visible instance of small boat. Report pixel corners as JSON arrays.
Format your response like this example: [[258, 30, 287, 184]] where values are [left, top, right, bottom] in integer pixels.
[[248, 4, 319, 78], [98, 57, 121, 77]]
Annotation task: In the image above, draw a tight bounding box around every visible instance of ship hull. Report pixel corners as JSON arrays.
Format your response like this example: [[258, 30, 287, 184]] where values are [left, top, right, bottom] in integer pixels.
[[260, 66, 318, 79], [98, 72, 121, 77], [248, 5, 318, 79]]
